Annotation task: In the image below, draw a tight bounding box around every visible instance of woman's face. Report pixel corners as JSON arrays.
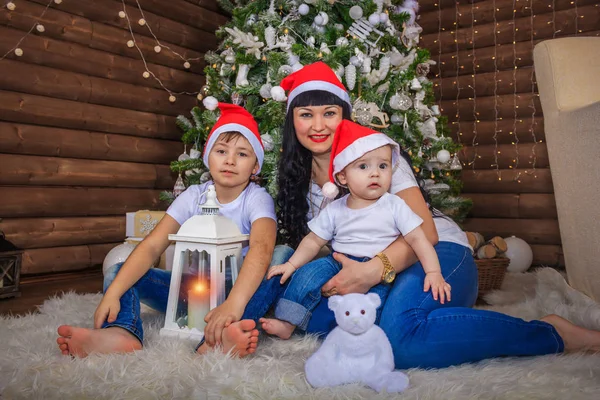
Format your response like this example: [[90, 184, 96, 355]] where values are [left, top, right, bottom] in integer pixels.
[[292, 104, 343, 156]]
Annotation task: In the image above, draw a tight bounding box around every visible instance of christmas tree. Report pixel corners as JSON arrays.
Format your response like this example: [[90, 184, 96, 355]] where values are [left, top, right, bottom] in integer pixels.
[[163, 0, 472, 222]]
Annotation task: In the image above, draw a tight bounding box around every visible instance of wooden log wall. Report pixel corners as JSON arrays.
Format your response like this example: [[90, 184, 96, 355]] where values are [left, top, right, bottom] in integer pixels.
[[420, 0, 600, 267], [0, 0, 227, 275]]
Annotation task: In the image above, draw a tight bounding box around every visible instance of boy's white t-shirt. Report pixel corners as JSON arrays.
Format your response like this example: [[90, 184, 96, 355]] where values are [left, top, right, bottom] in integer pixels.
[[166, 181, 276, 255], [308, 192, 423, 258], [307, 157, 470, 249]]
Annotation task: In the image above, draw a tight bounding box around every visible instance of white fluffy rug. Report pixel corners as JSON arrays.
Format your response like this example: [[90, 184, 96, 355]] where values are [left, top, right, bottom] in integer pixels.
[[1, 268, 600, 400]]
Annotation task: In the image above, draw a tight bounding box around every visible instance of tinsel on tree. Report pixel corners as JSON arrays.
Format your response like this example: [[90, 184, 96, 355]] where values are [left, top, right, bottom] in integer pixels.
[[162, 0, 472, 222]]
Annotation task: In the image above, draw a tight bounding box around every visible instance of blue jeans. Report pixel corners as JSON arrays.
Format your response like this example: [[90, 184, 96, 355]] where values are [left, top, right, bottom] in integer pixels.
[[246, 242, 564, 369], [274, 254, 390, 330], [101, 245, 293, 344]]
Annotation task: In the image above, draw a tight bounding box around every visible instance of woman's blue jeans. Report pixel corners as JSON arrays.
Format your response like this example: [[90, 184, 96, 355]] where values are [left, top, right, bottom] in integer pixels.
[[101, 245, 294, 344], [245, 242, 564, 369]]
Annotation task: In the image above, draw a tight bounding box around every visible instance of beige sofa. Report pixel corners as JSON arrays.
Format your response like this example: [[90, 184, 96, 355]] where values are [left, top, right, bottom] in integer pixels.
[[533, 37, 600, 302]]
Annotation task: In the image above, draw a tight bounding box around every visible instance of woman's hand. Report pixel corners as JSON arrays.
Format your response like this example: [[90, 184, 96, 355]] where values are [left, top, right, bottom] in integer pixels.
[[203, 299, 244, 347], [94, 294, 121, 329], [321, 253, 383, 296]]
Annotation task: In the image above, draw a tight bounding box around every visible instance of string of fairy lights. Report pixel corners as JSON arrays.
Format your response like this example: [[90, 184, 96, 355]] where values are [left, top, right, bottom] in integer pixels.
[[469, 0, 479, 172], [511, 0, 521, 182], [453, 1, 461, 147], [492, 0, 501, 180], [526, 0, 538, 178]]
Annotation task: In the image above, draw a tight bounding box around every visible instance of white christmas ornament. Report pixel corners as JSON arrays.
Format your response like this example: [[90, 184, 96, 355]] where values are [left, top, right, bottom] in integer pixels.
[[334, 23, 344, 31], [270, 86, 287, 102], [335, 37, 349, 47], [349, 6, 363, 20], [368, 13, 381, 25], [235, 64, 250, 87], [6, 2, 15, 11], [350, 56, 362, 67], [260, 134, 275, 152], [264, 25, 277, 48], [278, 64, 293, 76], [379, 13, 389, 24], [231, 92, 244, 106], [431, 105, 441, 116], [246, 14, 257, 26], [224, 26, 264, 59], [200, 171, 211, 183], [389, 92, 412, 111], [103, 242, 137, 275], [202, 96, 218, 111], [345, 64, 357, 91], [189, 147, 201, 159], [410, 77, 422, 90], [436, 149, 451, 164], [449, 154, 462, 170], [298, 4, 310, 15], [391, 114, 404, 124], [504, 236, 533, 273], [259, 83, 273, 99], [306, 36, 316, 48]]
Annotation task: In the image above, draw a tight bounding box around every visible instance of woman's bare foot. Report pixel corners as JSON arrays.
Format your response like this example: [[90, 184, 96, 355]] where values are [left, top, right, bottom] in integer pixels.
[[196, 319, 259, 357], [259, 317, 295, 339], [56, 325, 142, 357], [541, 314, 600, 353]]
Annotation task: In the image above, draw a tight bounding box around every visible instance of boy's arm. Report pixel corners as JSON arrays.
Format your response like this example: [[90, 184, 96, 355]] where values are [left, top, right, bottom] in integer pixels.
[[287, 232, 328, 269], [95, 214, 180, 328], [202, 217, 276, 346]]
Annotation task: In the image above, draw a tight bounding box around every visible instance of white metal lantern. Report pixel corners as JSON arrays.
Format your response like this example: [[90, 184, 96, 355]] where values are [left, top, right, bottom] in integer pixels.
[[160, 185, 249, 341]]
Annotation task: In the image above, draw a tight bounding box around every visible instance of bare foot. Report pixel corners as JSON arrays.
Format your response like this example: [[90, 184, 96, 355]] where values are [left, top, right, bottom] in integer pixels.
[[196, 319, 259, 357], [541, 314, 600, 353], [259, 317, 295, 340], [56, 325, 142, 358]]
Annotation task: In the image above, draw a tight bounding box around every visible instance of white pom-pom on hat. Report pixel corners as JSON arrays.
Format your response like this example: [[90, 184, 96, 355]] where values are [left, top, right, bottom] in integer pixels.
[[322, 182, 339, 199], [270, 86, 287, 102], [202, 96, 218, 110]]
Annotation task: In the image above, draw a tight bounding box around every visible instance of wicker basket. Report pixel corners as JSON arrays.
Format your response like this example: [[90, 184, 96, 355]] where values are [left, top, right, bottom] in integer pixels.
[[476, 257, 510, 297]]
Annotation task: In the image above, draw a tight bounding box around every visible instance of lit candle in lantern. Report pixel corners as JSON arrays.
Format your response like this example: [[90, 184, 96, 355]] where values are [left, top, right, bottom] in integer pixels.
[[188, 281, 210, 331]]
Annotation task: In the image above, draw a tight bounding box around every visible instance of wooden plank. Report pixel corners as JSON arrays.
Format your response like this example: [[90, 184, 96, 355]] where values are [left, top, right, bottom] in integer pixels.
[[459, 143, 548, 170], [461, 218, 561, 245], [0, 122, 182, 164], [0, 91, 180, 140], [421, 5, 600, 55], [420, 0, 466, 13], [0, 216, 125, 249], [0, 187, 164, 218], [451, 117, 545, 145], [21, 243, 119, 275], [0, 59, 197, 117], [0, 1, 205, 73], [181, 0, 222, 14], [463, 193, 557, 219], [419, 0, 598, 34], [434, 68, 535, 100], [461, 168, 553, 193], [0, 26, 203, 93], [29, 0, 220, 52], [531, 244, 564, 267], [440, 93, 541, 122], [0, 154, 174, 189]]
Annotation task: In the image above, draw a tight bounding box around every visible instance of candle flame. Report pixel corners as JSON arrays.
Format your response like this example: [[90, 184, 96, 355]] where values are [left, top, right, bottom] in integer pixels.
[[193, 282, 207, 293]]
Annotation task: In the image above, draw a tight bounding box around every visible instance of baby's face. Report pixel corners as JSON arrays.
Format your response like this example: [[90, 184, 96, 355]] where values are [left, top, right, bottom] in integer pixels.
[[336, 145, 393, 201]]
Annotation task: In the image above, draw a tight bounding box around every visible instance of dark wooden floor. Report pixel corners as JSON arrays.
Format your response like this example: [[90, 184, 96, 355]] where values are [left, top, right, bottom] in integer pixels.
[[0, 268, 104, 317]]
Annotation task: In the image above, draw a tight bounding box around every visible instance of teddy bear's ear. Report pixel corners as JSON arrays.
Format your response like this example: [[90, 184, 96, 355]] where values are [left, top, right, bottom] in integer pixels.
[[366, 293, 381, 309], [328, 295, 343, 311]]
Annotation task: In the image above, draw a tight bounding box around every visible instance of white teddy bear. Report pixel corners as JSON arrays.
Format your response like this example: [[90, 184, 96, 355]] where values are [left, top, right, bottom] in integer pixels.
[[304, 293, 409, 393]]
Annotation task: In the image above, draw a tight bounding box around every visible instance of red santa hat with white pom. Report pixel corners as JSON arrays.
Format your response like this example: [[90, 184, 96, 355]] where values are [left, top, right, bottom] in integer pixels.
[[270, 61, 352, 111], [201, 98, 264, 172], [322, 120, 401, 199]]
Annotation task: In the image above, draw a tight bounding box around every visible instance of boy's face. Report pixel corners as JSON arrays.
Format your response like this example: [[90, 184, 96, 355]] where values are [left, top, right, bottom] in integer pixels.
[[336, 145, 393, 201], [208, 135, 259, 189]]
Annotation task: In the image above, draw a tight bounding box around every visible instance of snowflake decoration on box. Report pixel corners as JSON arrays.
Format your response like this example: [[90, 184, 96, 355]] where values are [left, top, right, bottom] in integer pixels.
[[140, 215, 159, 235]]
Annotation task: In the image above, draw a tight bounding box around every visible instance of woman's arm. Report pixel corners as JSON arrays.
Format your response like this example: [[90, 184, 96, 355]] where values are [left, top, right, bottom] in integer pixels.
[[321, 186, 438, 295], [203, 217, 276, 345]]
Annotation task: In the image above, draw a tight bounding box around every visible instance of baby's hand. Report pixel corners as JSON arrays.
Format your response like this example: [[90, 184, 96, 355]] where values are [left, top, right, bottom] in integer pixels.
[[267, 261, 296, 284], [423, 272, 451, 304]]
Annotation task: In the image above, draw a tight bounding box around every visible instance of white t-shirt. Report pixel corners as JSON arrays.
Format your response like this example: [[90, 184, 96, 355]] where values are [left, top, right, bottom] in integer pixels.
[[307, 157, 470, 249], [167, 181, 276, 254], [308, 192, 424, 258]]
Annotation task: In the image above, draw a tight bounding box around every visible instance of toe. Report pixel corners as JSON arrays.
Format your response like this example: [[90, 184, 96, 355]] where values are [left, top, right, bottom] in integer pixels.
[[238, 319, 256, 331], [250, 329, 259, 337], [57, 325, 73, 338], [249, 336, 258, 343], [247, 348, 256, 354]]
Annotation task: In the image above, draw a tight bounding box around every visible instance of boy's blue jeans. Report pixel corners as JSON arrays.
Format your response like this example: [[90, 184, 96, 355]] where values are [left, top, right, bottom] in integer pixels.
[[244, 242, 564, 369], [273, 254, 390, 330], [101, 245, 294, 344]]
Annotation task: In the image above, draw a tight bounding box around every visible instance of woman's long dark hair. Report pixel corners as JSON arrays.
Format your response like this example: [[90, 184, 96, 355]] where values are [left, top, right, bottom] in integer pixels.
[[276, 90, 435, 248]]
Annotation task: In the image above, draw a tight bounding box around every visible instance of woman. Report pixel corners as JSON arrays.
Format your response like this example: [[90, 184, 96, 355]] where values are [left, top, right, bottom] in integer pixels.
[[269, 61, 600, 369]]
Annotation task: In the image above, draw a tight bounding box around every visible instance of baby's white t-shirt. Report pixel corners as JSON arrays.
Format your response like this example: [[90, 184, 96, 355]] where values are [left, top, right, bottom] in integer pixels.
[[308, 192, 423, 258], [166, 181, 276, 254]]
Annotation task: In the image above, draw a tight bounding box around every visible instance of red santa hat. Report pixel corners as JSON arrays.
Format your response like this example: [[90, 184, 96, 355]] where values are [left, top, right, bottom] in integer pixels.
[[202, 99, 264, 172], [322, 120, 401, 199], [272, 61, 352, 111]]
